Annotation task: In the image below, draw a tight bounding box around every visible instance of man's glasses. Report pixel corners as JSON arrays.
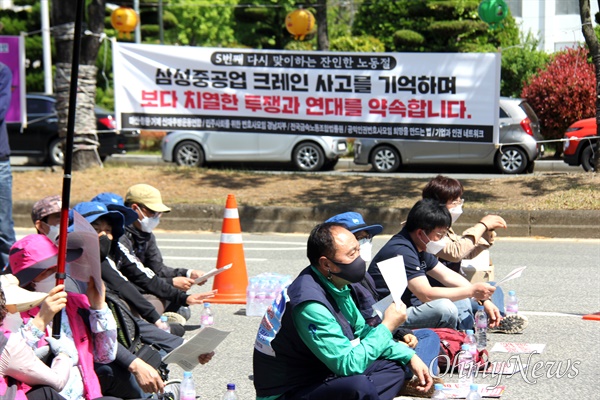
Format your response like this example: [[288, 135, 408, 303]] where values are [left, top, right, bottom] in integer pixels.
[[448, 198, 464, 207]]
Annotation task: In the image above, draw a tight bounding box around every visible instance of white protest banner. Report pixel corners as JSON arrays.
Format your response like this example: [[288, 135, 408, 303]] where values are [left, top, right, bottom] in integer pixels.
[[375, 256, 407, 311], [112, 42, 500, 144]]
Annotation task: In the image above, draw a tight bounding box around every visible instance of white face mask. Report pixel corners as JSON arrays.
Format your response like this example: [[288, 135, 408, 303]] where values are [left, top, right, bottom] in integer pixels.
[[33, 274, 57, 293], [419, 231, 448, 255], [359, 241, 373, 265], [139, 215, 160, 233], [449, 204, 463, 223], [1, 312, 23, 332], [44, 223, 61, 244]]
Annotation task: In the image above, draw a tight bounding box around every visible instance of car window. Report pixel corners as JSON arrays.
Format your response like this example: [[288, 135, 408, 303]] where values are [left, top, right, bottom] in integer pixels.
[[499, 107, 509, 118], [27, 98, 54, 114]]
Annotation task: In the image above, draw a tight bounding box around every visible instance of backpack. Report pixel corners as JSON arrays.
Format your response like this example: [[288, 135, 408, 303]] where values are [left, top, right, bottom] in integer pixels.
[[105, 291, 170, 381], [430, 328, 489, 372]]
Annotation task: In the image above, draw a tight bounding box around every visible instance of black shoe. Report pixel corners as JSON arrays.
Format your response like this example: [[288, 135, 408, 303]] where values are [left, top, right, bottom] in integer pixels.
[[489, 314, 529, 334], [168, 322, 185, 337]]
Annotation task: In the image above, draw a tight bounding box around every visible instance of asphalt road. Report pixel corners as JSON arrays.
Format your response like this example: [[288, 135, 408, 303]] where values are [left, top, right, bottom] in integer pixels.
[[13, 229, 600, 399]]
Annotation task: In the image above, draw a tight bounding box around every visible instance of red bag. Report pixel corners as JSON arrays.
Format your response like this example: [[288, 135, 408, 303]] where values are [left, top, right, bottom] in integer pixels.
[[430, 328, 489, 372]]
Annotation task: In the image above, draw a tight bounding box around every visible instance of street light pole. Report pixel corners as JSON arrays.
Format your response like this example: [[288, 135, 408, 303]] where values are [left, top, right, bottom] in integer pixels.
[[134, 0, 141, 43]]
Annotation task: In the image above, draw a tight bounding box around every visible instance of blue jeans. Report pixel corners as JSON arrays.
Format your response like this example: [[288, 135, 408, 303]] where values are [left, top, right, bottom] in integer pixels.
[[0, 160, 15, 268], [470, 282, 506, 316], [413, 329, 440, 376]]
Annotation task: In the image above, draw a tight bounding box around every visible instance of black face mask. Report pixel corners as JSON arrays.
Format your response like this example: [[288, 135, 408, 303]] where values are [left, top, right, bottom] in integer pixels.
[[99, 235, 112, 262], [328, 256, 366, 284]]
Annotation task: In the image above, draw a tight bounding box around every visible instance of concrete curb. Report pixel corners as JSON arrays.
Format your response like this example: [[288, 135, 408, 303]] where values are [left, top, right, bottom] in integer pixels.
[[12, 202, 600, 239]]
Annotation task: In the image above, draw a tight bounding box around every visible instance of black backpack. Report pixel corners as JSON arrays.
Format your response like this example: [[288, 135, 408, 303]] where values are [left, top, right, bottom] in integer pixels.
[[105, 291, 169, 381]]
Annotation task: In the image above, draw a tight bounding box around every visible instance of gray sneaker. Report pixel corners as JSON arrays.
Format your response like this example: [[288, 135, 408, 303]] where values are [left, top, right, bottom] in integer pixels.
[[489, 314, 529, 334]]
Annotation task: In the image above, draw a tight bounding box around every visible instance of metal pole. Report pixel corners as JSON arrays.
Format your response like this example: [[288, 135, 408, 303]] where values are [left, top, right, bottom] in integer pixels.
[[53, 0, 84, 338], [158, 0, 164, 44], [134, 0, 141, 43], [41, 0, 53, 94]]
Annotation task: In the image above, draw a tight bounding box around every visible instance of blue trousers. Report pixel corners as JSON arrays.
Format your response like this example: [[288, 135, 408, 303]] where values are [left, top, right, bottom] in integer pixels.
[[0, 160, 15, 268], [413, 329, 440, 376], [283, 359, 406, 400]]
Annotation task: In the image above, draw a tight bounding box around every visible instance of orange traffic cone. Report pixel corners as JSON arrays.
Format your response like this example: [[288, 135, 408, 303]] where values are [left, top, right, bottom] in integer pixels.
[[210, 194, 249, 304]]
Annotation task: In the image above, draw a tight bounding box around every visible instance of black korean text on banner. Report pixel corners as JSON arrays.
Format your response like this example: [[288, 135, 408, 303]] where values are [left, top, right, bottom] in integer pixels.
[[112, 43, 500, 144]]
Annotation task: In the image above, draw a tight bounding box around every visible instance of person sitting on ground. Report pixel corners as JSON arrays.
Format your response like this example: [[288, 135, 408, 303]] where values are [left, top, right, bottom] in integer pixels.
[[119, 185, 209, 323], [325, 211, 441, 382], [369, 199, 501, 331], [253, 222, 432, 400], [9, 234, 119, 400], [421, 175, 528, 334], [1, 274, 70, 400]]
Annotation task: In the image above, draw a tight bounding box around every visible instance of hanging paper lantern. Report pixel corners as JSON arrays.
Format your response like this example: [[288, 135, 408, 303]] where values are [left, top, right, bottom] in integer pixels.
[[110, 6, 139, 39], [285, 9, 315, 41], [478, 0, 508, 29]]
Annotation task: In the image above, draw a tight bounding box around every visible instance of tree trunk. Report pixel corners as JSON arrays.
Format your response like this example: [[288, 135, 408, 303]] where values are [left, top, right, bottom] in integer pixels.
[[52, 0, 106, 170], [316, 0, 329, 51], [579, 0, 600, 172]]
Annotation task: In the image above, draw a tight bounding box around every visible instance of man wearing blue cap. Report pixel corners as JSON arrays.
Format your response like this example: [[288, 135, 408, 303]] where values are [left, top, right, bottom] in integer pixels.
[[325, 212, 442, 393]]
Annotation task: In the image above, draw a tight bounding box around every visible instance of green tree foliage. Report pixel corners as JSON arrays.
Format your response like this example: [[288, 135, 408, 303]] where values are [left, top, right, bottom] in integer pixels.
[[500, 33, 549, 97], [521, 47, 596, 141], [164, 0, 237, 47], [353, 0, 519, 52], [233, 0, 296, 49], [330, 36, 385, 52]]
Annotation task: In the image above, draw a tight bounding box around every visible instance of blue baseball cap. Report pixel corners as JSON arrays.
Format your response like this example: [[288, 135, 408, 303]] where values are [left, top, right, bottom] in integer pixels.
[[91, 192, 138, 226], [325, 212, 383, 236], [71, 201, 125, 239]]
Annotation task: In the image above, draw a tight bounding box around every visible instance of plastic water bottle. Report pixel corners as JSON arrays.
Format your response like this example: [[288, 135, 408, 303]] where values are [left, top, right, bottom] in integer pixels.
[[246, 277, 259, 316], [264, 279, 277, 310], [222, 383, 239, 400], [457, 344, 474, 392], [466, 383, 482, 400], [159, 315, 171, 333], [255, 278, 267, 315], [506, 290, 519, 315], [431, 383, 447, 399], [465, 329, 477, 357], [474, 305, 488, 350], [180, 371, 196, 400], [200, 302, 214, 326]]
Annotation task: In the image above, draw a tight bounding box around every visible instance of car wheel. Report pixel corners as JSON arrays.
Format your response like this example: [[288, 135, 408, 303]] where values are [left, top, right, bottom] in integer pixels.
[[174, 141, 204, 167], [48, 138, 65, 166], [293, 142, 325, 171], [371, 145, 400, 172], [581, 145, 596, 172], [495, 146, 528, 174]]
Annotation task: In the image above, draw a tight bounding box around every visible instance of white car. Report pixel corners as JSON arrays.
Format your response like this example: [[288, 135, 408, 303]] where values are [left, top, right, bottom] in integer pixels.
[[161, 131, 348, 172]]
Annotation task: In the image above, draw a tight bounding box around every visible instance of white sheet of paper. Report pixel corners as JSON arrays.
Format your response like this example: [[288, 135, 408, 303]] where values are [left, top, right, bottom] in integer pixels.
[[490, 342, 546, 354], [162, 327, 231, 371], [194, 263, 233, 284], [376, 256, 407, 311], [494, 266, 527, 286]]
